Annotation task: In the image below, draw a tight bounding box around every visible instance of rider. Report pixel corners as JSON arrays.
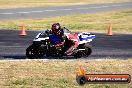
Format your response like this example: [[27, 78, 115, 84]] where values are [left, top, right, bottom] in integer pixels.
[[49, 23, 80, 55]]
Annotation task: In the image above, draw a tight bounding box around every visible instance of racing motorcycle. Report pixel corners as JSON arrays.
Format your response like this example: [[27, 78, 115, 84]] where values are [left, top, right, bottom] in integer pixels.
[[26, 28, 95, 59]]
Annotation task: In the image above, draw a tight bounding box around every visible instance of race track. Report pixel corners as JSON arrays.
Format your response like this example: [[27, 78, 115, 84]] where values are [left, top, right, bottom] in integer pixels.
[[0, 2, 132, 20], [0, 30, 132, 60], [0, 2, 132, 59]]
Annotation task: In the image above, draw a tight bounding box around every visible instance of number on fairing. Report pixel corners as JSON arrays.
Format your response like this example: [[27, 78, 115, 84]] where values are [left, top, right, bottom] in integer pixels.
[[81, 35, 88, 38]]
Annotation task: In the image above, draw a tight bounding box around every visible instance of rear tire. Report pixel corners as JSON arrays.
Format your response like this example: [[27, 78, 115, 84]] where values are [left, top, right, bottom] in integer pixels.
[[83, 44, 92, 57], [74, 51, 82, 58], [74, 44, 92, 58]]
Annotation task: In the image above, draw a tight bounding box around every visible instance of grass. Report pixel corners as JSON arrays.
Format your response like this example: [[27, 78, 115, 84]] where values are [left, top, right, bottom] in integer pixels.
[[0, 0, 131, 9], [0, 10, 132, 33], [0, 59, 132, 88]]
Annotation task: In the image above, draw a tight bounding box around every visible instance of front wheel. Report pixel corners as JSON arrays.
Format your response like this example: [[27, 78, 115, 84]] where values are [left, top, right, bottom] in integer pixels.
[[26, 44, 45, 59]]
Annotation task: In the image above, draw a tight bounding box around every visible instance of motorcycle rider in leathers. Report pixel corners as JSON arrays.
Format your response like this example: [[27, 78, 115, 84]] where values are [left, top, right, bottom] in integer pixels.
[[49, 23, 80, 55]]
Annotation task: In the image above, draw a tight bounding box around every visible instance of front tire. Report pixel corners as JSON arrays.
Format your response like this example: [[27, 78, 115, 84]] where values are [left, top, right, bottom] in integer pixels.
[[26, 44, 45, 59]]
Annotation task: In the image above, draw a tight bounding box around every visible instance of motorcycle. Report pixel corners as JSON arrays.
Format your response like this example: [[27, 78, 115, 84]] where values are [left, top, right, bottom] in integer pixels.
[[26, 28, 95, 59]]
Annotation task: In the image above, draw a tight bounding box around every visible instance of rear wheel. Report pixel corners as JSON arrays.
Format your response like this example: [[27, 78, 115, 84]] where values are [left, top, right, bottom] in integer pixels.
[[26, 44, 45, 59], [74, 44, 92, 58], [74, 51, 82, 58], [83, 44, 92, 57]]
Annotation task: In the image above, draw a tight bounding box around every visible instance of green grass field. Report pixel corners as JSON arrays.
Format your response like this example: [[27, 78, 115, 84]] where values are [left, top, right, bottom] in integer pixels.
[[0, 0, 131, 9], [0, 10, 132, 34], [0, 59, 132, 88]]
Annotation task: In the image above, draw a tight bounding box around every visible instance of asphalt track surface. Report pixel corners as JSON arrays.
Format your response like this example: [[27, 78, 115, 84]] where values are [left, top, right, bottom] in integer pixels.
[[0, 2, 132, 20], [0, 2, 132, 60], [0, 30, 132, 60]]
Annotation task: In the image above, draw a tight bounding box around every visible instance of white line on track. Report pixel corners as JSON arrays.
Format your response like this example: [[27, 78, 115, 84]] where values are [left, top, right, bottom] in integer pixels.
[[18, 12, 31, 14], [0, 46, 26, 47], [0, 4, 131, 15], [0, 59, 50, 62], [0, 12, 14, 14]]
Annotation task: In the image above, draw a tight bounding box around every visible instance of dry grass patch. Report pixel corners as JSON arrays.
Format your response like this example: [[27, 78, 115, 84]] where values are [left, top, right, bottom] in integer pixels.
[[0, 0, 131, 9], [0, 10, 132, 34], [0, 59, 132, 88]]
